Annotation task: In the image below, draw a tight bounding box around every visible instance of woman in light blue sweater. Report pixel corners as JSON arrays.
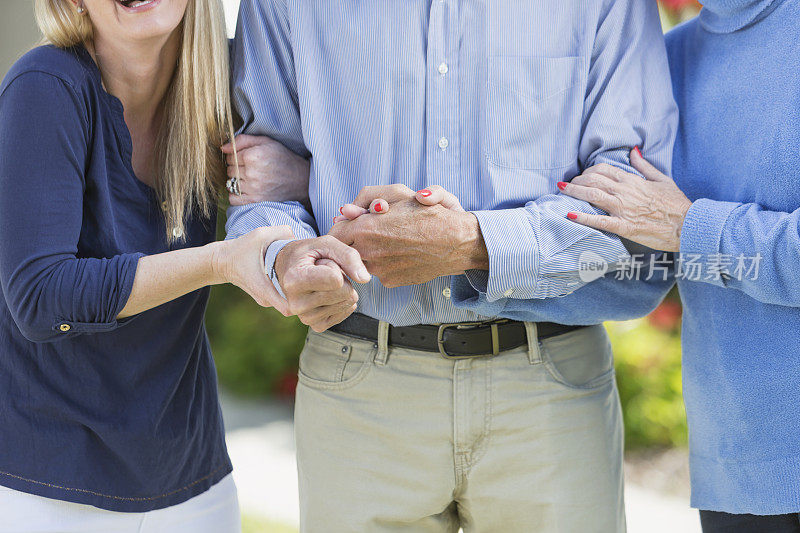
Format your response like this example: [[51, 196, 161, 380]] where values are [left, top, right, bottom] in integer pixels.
[[557, 0, 800, 530]]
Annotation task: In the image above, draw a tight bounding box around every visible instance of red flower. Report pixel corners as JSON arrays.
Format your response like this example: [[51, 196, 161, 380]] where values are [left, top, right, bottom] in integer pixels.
[[648, 300, 683, 331], [660, 0, 700, 11], [275, 371, 298, 400]]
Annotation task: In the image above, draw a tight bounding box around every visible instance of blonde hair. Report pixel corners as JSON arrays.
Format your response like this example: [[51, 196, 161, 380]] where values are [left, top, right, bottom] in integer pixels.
[[34, 0, 237, 242]]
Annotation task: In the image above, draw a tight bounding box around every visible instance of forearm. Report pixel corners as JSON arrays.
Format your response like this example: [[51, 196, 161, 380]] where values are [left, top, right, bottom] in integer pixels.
[[681, 199, 800, 307], [117, 243, 225, 318], [467, 196, 630, 301]]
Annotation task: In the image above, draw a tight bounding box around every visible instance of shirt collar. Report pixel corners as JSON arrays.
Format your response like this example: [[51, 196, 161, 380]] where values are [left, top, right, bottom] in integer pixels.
[[699, 0, 783, 33]]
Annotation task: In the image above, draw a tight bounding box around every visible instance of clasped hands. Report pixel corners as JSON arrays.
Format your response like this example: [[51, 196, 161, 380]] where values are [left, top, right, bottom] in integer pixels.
[[274, 185, 488, 332], [221, 135, 487, 332], [223, 134, 691, 332]]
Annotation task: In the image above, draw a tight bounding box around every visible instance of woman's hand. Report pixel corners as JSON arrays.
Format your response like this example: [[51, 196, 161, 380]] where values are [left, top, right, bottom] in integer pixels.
[[558, 148, 693, 252], [222, 135, 310, 207], [332, 185, 465, 224], [210, 225, 295, 316]]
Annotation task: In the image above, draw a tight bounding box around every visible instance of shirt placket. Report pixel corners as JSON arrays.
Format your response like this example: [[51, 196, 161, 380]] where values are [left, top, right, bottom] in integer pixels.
[[426, 0, 462, 313], [426, 0, 461, 198]]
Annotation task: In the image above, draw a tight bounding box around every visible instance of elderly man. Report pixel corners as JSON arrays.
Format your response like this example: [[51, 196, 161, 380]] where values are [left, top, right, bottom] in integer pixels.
[[226, 1, 678, 531]]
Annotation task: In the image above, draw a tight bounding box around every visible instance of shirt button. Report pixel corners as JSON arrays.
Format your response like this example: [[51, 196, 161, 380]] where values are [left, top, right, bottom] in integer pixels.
[[503, 288, 515, 298], [59, 324, 71, 332], [438, 62, 449, 76], [172, 227, 184, 239], [442, 288, 451, 299], [438, 137, 449, 150]]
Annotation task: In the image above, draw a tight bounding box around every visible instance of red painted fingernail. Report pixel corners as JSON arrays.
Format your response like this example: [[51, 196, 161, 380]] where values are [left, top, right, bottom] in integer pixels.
[[418, 189, 432, 197], [557, 182, 567, 191], [633, 146, 642, 158], [339, 207, 344, 215], [567, 212, 578, 220], [374, 203, 383, 213]]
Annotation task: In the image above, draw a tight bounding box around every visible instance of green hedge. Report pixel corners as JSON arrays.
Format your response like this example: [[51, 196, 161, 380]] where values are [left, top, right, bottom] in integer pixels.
[[607, 299, 687, 449], [207, 283, 307, 398]]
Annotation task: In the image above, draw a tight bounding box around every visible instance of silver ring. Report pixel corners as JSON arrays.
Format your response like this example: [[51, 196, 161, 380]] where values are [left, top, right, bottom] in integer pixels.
[[226, 177, 241, 196]]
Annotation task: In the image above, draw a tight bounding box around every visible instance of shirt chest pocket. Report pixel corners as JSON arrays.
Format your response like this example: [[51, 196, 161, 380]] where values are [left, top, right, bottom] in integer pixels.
[[485, 56, 584, 171]]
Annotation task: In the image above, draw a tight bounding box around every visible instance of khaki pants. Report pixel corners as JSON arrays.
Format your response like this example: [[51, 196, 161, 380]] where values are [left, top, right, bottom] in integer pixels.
[[294, 324, 624, 533]]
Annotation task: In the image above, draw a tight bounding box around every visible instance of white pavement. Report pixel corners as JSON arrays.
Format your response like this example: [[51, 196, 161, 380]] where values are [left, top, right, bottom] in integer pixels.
[[222, 393, 701, 533]]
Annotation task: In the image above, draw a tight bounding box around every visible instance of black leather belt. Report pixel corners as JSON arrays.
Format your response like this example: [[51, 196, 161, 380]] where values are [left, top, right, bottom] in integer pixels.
[[330, 313, 585, 359]]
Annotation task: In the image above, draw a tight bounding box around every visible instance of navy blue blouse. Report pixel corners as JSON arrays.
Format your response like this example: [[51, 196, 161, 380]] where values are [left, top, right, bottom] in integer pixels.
[[0, 46, 231, 512]]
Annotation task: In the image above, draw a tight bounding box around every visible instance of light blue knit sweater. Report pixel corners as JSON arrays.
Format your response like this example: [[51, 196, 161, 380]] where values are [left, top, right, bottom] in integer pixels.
[[667, 0, 800, 514]]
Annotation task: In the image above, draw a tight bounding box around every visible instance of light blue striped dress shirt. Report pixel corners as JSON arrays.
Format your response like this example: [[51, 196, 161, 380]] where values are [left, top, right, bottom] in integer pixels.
[[226, 0, 678, 327]]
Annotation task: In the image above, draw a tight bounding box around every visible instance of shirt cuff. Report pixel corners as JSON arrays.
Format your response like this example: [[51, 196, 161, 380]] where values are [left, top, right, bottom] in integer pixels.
[[264, 239, 295, 298], [450, 274, 510, 318], [472, 208, 539, 302], [679, 198, 740, 288]]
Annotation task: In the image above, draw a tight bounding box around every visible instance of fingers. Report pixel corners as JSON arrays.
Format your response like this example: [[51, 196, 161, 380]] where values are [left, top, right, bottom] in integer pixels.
[[227, 165, 244, 179], [559, 182, 616, 212], [352, 184, 414, 209], [298, 290, 357, 320], [290, 279, 357, 316], [416, 186, 465, 211], [566, 211, 629, 238], [295, 261, 348, 292], [263, 225, 294, 243], [368, 199, 389, 214], [303, 301, 359, 333], [631, 147, 670, 182], [582, 163, 634, 183], [339, 204, 369, 220], [315, 236, 371, 284], [569, 172, 618, 194], [335, 200, 388, 224], [221, 134, 267, 154]]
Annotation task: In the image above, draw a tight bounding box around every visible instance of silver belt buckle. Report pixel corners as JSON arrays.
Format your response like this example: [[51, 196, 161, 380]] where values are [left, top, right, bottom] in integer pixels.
[[437, 321, 504, 360]]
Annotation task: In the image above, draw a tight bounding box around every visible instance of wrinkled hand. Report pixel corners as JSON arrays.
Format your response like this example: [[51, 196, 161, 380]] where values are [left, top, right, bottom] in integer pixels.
[[328, 185, 486, 288], [275, 236, 370, 332], [211, 225, 295, 315], [558, 148, 693, 252], [221, 134, 310, 207]]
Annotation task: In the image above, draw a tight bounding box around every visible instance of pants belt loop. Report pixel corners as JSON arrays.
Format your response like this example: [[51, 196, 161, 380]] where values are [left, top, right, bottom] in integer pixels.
[[524, 322, 542, 365], [374, 321, 390, 366]]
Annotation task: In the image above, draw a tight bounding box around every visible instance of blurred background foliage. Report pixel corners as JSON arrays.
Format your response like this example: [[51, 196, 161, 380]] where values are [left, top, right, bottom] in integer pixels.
[[208, 0, 702, 453]]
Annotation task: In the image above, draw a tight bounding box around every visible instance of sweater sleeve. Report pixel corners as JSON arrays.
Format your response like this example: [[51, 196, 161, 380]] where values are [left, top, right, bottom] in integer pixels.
[[679, 198, 800, 307], [0, 72, 142, 343]]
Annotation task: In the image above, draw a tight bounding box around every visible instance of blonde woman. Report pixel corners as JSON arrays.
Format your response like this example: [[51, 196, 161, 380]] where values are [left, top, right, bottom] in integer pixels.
[[0, 0, 317, 530]]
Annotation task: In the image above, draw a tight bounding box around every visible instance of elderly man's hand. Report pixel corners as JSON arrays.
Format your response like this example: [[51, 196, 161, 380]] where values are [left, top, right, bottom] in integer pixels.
[[328, 185, 488, 288], [275, 236, 371, 332]]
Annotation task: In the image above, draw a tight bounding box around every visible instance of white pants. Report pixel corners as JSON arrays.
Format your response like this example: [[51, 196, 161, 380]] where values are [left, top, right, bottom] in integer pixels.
[[0, 474, 241, 533]]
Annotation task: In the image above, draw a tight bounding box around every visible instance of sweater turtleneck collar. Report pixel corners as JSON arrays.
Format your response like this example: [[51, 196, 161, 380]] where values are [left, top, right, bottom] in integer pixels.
[[700, 0, 782, 33]]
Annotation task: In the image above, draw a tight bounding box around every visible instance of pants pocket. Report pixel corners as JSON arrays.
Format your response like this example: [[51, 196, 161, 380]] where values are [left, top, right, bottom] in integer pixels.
[[297, 331, 375, 391], [540, 325, 615, 390]]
